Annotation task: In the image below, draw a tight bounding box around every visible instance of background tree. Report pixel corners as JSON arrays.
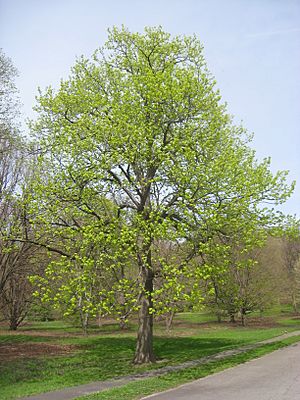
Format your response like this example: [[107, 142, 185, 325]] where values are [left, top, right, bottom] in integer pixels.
[[282, 228, 300, 312], [199, 215, 266, 324], [0, 50, 44, 330], [0, 49, 24, 294], [254, 236, 290, 312], [30, 27, 293, 363], [0, 48, 19, 127], [1, 264, 33, 330], [0, 46, 22, 225]]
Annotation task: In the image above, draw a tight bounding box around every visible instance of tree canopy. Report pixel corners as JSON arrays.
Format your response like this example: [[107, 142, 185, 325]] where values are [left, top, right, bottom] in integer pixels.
[[29, 26, 293, 363]]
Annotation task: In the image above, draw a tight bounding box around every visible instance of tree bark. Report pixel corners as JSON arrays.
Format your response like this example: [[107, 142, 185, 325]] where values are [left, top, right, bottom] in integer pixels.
[[292, 293, 298, 314], [79, 307, 89, 335], [240, 308, 246, 326], [165, 310, 175, 331], [133, 183, 157, 364], [97, 314, 102, 327], [9, 317, 18, 330], [82, 313, 89, 335], [119, 317, 127, 330], [133, 268, 155, 364]]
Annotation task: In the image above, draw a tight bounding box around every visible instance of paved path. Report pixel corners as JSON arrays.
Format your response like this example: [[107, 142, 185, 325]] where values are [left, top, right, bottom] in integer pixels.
[[142, 341, 300, 400], [20, 330, 300, 400]]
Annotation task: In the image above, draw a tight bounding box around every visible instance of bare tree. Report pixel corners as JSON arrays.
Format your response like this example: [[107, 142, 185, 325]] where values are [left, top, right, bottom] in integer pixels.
[[1, 271, 33, 330], [0, 49, 41, 329], [0, 49, 25, 293], [282, 236, 300, 312]]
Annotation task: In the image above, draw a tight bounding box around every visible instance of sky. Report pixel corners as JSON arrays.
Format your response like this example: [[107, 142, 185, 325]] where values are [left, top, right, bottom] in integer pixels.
[[0, 0, 299, 216]]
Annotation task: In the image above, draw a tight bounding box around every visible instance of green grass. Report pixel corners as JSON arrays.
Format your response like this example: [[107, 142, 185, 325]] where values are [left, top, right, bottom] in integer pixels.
[[0, 334, 54, 344], [74, 335, 300, 400], [278, 315, 300, 326], [19, 320, 79, 331], [0, 308, 300, 400], [174, 311, 217, 324], [15, 319, 137, 335], [250, 304, 290, 317]]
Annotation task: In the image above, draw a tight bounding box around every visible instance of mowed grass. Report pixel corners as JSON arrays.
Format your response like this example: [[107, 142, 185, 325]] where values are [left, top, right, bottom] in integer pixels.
[[0, 308, 300, 400], [74, 335, 300, 400]]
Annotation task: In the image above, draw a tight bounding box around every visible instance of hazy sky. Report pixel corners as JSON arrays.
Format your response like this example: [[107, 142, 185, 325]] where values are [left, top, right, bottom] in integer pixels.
[[1, 0, 299, 215]]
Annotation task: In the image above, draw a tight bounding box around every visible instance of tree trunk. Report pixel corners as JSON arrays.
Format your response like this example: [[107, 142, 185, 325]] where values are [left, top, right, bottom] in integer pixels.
[[133, 188, 157, 364], [229, 313, 236, 323], [8, 304, 20, 330], [133, 268, 155, 364], [292, 293, 298, 313], [119, 317, 127, 330], [79, 310, 89, 335], [165, 310, 175, 331], [240, 308, 246, 326], [9, 317, 18, 330]]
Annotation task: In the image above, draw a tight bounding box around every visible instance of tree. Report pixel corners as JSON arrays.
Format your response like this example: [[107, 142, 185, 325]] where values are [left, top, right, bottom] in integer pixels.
[[0, 48, 19, 127], [0, 181, 45, 330], [30, 27, 293, 363], [0, 50, 42, 330], [204, 252, 278, 326], [1, 267, 33, 330], [0, 49, 24, 294], [28, 193, 139, 334], [199, 215, 267, 324], [253, 236, 290, 313], [282, 224, 300, 312]]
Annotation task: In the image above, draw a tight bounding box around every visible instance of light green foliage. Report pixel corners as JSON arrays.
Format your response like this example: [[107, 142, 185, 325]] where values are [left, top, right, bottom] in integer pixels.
[[30, 196, 138, 324], [29, 27, 293, 331]]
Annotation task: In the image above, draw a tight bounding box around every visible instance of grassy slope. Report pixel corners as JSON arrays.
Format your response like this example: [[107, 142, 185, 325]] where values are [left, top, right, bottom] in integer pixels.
[[0, 308, 299, 400], [75, 336, 300, 400]]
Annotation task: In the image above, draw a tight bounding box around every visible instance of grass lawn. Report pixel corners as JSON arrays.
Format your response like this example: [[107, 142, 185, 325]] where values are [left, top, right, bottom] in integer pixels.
[[0, 308, 300, 400], [74, 335, 300, 400]]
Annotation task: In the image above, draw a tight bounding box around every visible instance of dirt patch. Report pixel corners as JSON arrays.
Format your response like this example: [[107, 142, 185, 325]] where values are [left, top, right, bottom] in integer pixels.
[[237, 316, 280, 328], [168, 316, 281, 331], [0, 329, 80, 338], [0, 342, 77, 361]]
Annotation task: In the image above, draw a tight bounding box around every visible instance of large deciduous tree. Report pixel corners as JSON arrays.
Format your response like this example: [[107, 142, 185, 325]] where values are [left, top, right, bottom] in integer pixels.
[[30, 27, 293, 363]]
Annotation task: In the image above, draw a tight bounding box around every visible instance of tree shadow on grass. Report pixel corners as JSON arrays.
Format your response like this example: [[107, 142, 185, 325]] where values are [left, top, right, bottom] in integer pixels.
[[81, 335, 241, 366], [0, 335, 245, 391], [154, 336, 241, 363]]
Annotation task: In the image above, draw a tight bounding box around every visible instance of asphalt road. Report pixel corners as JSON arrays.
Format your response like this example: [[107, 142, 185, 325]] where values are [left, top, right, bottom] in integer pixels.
[[142, 342, 300, 400]]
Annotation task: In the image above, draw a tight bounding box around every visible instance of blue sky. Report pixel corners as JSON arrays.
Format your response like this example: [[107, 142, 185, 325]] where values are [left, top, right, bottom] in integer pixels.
[[0, 0, 299, 215]]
